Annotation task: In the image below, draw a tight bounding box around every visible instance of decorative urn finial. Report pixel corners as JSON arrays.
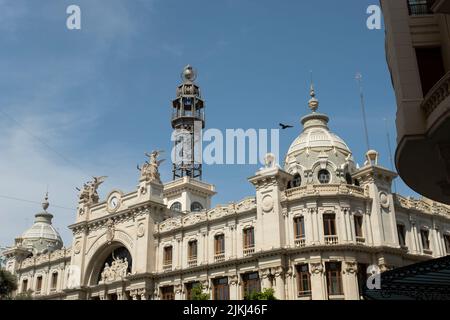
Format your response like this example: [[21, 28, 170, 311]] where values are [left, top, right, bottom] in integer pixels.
[[42, 192, 49, 211], [308, 84, 319, 112]]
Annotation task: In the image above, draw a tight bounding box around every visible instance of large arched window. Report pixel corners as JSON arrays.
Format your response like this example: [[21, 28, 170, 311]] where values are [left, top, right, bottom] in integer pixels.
[[318, 169, 331, 184], [170, 202, 182, 212], [190, 202, 203, 212]]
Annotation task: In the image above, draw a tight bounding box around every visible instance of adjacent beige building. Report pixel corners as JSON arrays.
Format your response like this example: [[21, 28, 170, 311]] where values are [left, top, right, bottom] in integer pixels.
[[381, 0, 450, 204], [3, 66, 450, 300]]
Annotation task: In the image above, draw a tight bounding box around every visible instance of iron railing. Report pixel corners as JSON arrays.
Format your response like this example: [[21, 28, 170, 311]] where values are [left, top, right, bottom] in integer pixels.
[[408, 0, 434, 15]]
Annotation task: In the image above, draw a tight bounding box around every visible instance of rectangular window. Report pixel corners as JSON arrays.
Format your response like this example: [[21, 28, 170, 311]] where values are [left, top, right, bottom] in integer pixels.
[[188, 240, 198, 261], [354, 215, 363, 238], [323, 214, 336, 236], [397, 224, 407, 247], [326, 262, 343, 297], [215, 234, 225, 255], [420, 229, 431, 251], [408, 0, 434, 15], [294, 216, 305, 239], [444, 235, 450, 255], [213, 277, 229, 300], [243, 228, 255, 249], [416, 47, 445, 96], [163, 246, 173, 266], [185, 282, 200, 300], [160, 286, 175, 300], [242, 272, 261, 298], [36, 276, 42, 293], [51, 273, 58, 290], [296, 264, 311, 297], [22, 279, 28, 293]]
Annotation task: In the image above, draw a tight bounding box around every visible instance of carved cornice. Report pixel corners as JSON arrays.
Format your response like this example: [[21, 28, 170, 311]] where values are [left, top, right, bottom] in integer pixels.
[[156, 197, 256, 234]]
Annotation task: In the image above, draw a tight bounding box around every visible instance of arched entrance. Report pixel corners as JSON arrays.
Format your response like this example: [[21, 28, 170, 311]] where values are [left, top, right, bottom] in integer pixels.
[[86, 242, 133, 287]]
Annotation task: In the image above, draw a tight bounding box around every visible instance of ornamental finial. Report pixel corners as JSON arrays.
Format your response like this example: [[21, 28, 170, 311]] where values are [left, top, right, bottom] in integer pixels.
[[42, 192, 49, 211], [181, 64, 197, 83], [308, 83, 319, 112]]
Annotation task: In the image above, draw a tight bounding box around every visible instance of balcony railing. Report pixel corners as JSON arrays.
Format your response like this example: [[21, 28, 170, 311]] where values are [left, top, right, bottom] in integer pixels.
[[324, 235, 339, 245], [298, 290, 312, 298], [408, 0, 434, 15], [243, 246, 255, 256], [421, 71, 450, 118], [295, 237, 306, 247], [188, 257, 197, 267], [163, 262, 172, 271], [356, 236, 366, 244], [214, 253, 225, 262]]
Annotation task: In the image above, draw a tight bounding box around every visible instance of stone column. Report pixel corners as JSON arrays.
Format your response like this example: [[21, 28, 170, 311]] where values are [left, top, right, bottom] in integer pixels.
[[341, 208, 349, 242], [229, 275, 239, 300], [310, 262, 326, 300], [175, 283, 183, 300], [201, 279, 210, 299], [285, 267, 295, 300], [343, 261, 360, 300], [259, 268, 272, 290], [273, 267, 285, 300]]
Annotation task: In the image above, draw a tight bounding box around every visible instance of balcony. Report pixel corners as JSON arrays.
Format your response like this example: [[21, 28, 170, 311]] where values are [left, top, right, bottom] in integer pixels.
[[243, 246, 255, 256], [396, 70, 450, 205], [356, 237, 366, 245], [188, 257, 197, 267], [324, 235, 339, 245], [163, 262, 172, 271], [294, 237, 306, 247], [214, 253, 225, 262], [298, 290, 312, 298], [408, 0, 435, 15]]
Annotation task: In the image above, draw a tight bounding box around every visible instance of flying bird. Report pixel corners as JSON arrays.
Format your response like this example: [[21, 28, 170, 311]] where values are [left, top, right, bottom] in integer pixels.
[[279, 123, 293, 130]]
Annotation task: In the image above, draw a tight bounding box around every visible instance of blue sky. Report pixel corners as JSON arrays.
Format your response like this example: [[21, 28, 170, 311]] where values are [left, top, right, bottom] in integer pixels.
[[0, 0, 415, 245]]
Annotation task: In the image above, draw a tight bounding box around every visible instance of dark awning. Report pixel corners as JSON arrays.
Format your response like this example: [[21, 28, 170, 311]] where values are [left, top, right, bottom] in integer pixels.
[[363, 255, 450, 300]]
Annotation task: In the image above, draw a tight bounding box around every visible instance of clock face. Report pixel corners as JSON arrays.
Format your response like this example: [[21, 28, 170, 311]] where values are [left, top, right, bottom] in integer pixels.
[[109, 196, 119, 210]]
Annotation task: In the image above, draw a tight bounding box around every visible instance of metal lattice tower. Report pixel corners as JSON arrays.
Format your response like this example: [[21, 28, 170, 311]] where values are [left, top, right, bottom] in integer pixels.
[[171, 65, 205, 180]]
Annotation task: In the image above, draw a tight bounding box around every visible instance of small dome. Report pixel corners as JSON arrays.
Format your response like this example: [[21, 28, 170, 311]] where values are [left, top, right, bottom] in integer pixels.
[[284, 86, 356, 185], [21, 194, 63, 255]]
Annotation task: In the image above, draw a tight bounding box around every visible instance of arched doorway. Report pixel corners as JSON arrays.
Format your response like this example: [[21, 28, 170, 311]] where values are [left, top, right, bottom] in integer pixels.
[[86, 242, 133, 286]]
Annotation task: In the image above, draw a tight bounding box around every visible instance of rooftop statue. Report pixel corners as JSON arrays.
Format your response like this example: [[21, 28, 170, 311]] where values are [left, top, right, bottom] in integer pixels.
[[78, 176, 107, 205], [137, 150, 165, 183]]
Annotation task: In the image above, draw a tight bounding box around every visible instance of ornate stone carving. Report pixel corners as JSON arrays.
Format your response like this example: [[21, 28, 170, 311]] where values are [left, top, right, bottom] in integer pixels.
[[106, 219, 115, 244], [137, 223, 145, 238], [229, 275, 238, 286], [261, 195, 274, 213], [78, 176, 107, 205], [310, 262, 323, 274], [345, 261, 358, 274], [99, 257, 129, 284], [264, 153, 276, 168], [137, 150, 165, 183], [73, 241, 81, 254]]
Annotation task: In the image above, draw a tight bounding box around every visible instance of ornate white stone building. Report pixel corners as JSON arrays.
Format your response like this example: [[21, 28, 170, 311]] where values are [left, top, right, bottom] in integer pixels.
[[3, 66, 450, 300]]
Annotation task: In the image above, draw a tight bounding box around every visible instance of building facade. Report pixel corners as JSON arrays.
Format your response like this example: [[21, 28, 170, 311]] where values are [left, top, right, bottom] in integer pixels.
[[381, 0, 450, 204], [3, 66, 450, 300]]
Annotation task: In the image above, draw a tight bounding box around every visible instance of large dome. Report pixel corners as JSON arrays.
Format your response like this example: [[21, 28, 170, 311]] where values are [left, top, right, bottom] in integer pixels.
[[21, 194, 63, 255], [284, 86, 357, 186]]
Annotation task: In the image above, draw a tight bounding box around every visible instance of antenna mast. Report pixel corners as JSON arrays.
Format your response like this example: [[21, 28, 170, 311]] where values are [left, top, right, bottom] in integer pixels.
[[355, 73, 371, 151]]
